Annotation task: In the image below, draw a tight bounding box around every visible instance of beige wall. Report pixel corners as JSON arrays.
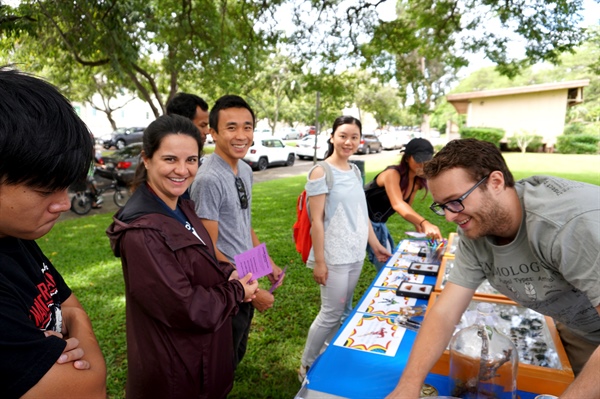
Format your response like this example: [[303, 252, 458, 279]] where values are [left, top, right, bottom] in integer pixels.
[[466, 89, 568, 146]]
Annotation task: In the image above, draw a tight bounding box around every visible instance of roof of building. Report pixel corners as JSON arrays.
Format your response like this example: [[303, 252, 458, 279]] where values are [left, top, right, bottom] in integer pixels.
[[446, 79, 590, 114], [447, 80, 590, 101]]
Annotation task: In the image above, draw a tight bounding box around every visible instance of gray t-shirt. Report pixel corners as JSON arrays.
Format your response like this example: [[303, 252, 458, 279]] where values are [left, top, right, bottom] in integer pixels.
[[189, 153, 253, 263], [449, 175, 600, 342], [306, 163, 369, 266]]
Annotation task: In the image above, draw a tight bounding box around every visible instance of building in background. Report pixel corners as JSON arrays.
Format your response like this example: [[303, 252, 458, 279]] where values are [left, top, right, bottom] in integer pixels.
[[446, 79, 590, 150]]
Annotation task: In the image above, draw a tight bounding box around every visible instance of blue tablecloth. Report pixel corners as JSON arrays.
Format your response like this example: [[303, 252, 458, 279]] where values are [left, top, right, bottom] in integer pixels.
[[298, 240, 538, 399]]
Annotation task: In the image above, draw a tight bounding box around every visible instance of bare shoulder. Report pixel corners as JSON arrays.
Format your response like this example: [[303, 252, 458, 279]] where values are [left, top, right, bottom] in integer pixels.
[[308, 165, 326, 181]]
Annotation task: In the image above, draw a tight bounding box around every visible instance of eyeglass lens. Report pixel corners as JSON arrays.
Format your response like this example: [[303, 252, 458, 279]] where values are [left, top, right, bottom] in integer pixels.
[[235, 177, 248, 209], [430, 175, 489, 216]]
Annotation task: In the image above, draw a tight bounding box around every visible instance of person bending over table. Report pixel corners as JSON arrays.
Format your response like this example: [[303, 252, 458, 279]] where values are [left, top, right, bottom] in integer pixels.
[[365, 138, 442, 270], [386, 138, 599, 399]]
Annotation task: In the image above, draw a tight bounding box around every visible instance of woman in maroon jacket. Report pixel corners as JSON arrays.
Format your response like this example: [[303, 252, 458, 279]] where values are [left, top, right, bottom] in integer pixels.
[[106, 115, 258, 399]]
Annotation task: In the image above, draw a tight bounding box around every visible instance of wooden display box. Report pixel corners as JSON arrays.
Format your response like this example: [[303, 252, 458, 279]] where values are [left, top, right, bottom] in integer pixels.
[[443, 232, 459, 258], [434, 257, 509, 300], [426, 293, 574, 396]]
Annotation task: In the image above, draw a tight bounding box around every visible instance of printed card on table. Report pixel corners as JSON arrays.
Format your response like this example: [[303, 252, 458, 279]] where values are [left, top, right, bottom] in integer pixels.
[[356, 287, 417, 317], [233, 243, 272, 280], [333, 313, 405, 357], [373, 267, 424, 289], [397, 239, 428, 255], [388, 256, 413, 270]]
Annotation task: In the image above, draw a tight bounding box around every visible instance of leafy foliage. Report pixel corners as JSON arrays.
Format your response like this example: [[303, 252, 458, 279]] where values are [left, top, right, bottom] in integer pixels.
[[459, 126, 505, 146], [0, 0, 280, 116], [556, 133, 600, 154]]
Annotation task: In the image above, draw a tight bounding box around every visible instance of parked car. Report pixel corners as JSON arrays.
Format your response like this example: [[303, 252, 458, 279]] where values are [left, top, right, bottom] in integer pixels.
[[296, 135, 330, 160], [243, 138, 296, 171], [103, 127, 145, 150], [378, 131, 411, 150], [276, 127, 301, 140], [355, 134, 383, 154], [96, 143, 142, 186], [94, 131, 114, 146], [254, 128, 272, 137]]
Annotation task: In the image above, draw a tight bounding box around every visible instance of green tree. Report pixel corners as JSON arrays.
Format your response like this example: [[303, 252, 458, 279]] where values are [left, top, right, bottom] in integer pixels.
[[0, 0, 279, 117], [355, 79, 404, 128], [243, 52, 303, 134]]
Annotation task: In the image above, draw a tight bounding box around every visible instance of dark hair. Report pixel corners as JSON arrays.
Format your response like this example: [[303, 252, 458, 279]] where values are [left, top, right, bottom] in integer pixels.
[[325, 115, 362, 159], [131, 114, 203, 191], [395, 152, 428, 199], [166, 92, 209, 120], [209, 95, 255, 132], [0, 67, 93, 191], [424, 138, 515, 187]]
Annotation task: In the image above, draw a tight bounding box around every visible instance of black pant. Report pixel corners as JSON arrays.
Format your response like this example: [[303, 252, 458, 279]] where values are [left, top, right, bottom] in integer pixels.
[[232, 301, 254, 368]]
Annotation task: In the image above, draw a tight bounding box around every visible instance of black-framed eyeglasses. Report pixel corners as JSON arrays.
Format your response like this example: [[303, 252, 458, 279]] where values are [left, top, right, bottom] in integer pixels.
[[235, 177, 248, 209], [430, 174, 489, 216]]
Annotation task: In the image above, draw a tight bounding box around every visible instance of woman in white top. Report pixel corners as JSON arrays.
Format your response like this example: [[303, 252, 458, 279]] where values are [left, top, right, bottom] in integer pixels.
[[299, 116, 391, 380]]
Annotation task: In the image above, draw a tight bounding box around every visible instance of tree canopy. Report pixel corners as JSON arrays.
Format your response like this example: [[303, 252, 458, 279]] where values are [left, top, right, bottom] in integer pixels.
[[0, 0, 595, 129]]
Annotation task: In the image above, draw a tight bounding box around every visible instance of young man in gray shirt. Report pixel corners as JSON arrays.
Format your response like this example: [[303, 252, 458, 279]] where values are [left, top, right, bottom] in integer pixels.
[[190, 95, 283, 367], [387, 138, 599, 399]]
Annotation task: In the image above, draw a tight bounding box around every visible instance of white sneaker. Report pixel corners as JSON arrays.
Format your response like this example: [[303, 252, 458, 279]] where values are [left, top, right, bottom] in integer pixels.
[[298, 364, 309, 383]]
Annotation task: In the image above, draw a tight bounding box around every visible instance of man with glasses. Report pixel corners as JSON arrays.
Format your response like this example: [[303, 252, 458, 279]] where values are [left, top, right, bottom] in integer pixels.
[[190, 95, 283, 368], [387, 138, 599, 399]]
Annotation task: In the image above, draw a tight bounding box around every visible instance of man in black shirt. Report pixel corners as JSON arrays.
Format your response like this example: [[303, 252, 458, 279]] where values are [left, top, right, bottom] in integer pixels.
[[0, 67, 106, 398]]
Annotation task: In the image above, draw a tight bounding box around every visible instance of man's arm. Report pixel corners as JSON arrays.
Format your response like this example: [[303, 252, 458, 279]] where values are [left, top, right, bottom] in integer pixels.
[[200, 218, 230, 263], [561, 345, 600, 399], [386, 283, 475, 399], [23, 294, 106, 399]]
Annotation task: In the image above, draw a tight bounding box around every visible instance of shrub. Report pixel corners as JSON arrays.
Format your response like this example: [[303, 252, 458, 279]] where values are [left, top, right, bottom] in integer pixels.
[[555, 134, 600, 154], [459, 127, 505, 147], [563, 122, 586, 135]]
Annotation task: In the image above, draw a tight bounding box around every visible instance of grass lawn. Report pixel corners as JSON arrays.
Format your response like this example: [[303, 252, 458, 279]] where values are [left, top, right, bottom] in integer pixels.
[[38, 153, 599, 398]]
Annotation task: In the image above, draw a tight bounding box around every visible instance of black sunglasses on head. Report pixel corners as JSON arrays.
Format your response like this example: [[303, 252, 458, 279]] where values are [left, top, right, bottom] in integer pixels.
[[235, 177, 248, 209]]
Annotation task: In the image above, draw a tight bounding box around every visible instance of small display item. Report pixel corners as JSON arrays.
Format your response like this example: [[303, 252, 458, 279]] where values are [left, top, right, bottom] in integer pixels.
[[427, 293, 574, 395], [408, 262, 440, 276], [419, 383, 439, 397], [396, 281, 434, 299]]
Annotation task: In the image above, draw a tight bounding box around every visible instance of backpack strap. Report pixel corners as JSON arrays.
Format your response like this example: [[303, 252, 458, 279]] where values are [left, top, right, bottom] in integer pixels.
[[349, 162, 362, 183], [316, 161, 334, 190], [312, 161, 361, 189]]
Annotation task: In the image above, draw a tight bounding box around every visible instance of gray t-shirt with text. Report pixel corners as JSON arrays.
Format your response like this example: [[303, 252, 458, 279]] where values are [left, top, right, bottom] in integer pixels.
[[449, 175, 600, 343]]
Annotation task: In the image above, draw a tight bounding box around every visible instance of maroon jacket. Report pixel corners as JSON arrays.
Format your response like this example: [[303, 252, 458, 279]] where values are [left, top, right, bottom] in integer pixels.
[[106, 184, 244, 399]]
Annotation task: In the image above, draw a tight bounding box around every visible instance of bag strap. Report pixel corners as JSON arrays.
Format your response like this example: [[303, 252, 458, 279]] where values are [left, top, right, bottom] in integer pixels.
[[349, 163, 362, 183], [316, 161, 335, 190], [312, 161, 360, 189]]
